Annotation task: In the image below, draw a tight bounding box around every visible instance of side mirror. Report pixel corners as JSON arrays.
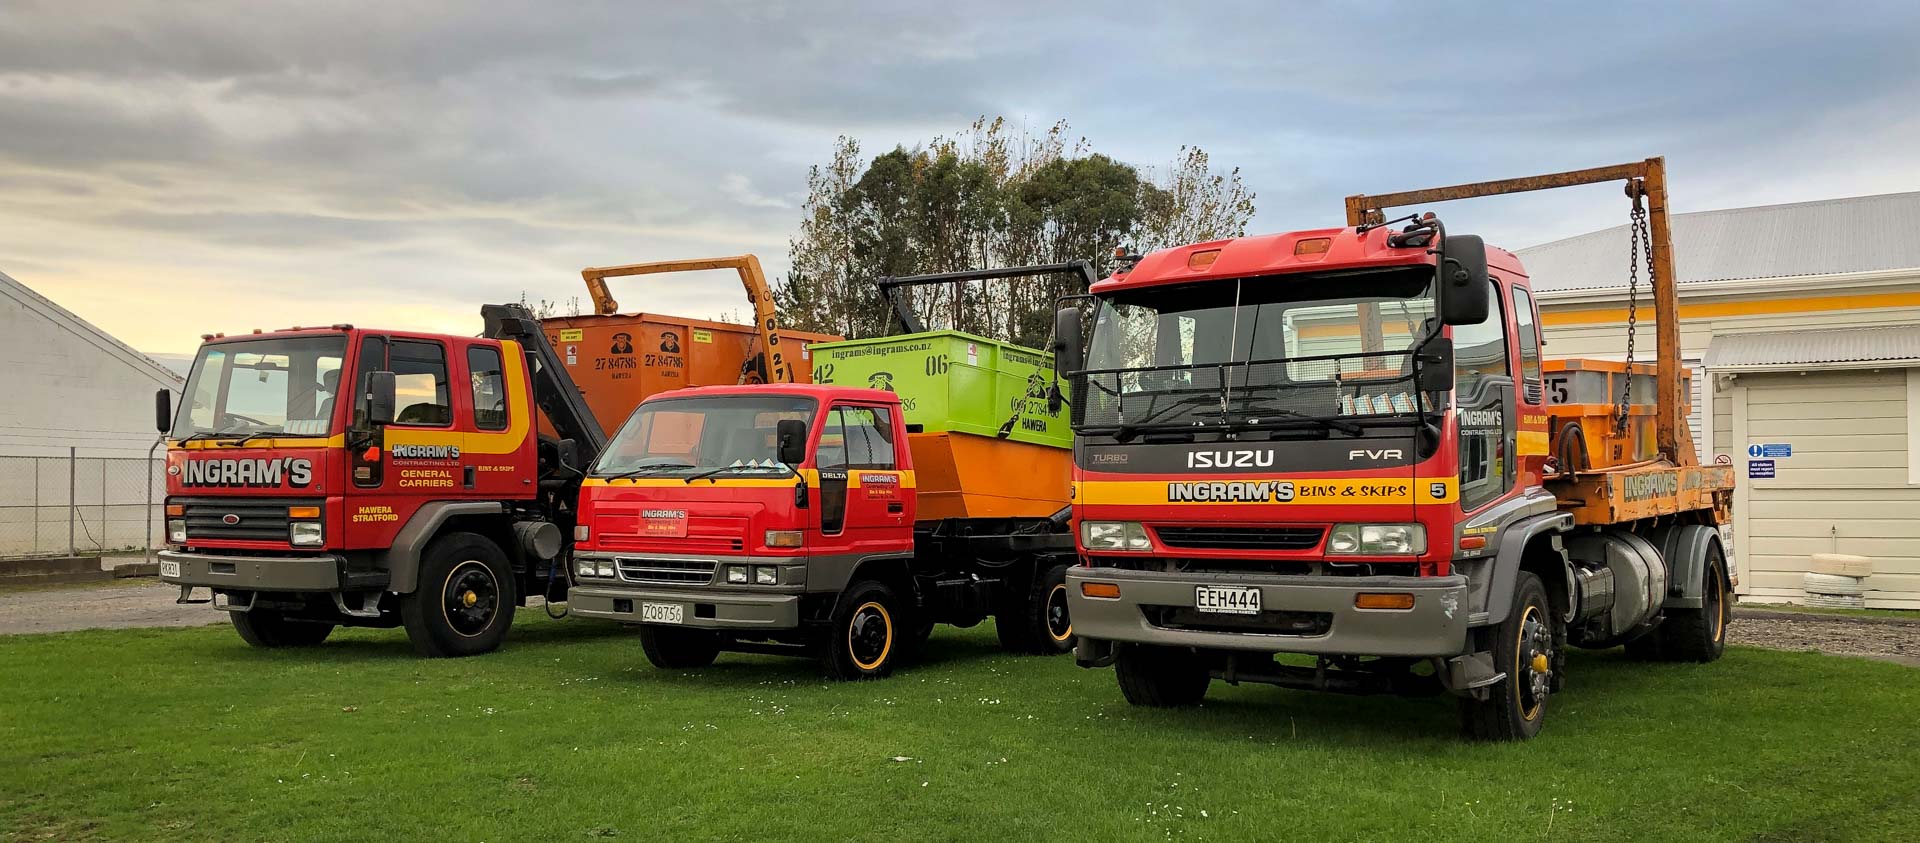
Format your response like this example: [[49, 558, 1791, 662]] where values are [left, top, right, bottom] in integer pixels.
[[154, 389, 173, 434], [1414, 337, 1455, 394], [776, 419, 808, 465], [1438, 233, 1491, 326], [1048, 307, 1084, 413], [366, 371, 397, 426]]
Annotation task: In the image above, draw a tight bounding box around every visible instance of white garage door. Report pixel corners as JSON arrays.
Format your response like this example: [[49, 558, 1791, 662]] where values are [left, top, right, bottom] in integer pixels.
[[1734, 368, 1920, 608]]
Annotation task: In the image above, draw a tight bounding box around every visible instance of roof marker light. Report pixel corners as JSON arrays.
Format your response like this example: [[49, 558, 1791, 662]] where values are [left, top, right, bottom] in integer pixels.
[[1187, 249, 1220, 270], [1294, 238, 1332, 256]]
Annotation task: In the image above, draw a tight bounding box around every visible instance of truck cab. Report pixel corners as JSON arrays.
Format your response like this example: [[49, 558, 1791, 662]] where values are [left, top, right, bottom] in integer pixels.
[[157, 308, 595, 657], [569, 385, 923, 676]]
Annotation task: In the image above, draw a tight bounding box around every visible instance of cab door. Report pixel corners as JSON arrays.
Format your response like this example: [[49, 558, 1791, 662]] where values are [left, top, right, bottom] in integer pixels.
[[811, 403, 912, 558], [1452, 276, 1515, 514], [346, 337, 461, 549]]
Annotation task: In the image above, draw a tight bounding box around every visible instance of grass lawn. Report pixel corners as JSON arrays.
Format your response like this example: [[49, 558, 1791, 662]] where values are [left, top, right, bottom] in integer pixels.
[[3, 614, 1917, 842]]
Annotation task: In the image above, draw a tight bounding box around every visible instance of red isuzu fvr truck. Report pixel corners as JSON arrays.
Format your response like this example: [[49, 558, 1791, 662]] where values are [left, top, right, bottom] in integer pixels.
[[1057, 161, 1735, 740], [156, 305, 606, 657]]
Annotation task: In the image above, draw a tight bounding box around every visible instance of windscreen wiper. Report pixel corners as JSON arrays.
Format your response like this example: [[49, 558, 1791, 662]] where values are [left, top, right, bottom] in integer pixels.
[[227, 430, 288, 447], [1194, 403, 1363, 436], [682, 463, 793, 484], [602, 464, 694, 481]]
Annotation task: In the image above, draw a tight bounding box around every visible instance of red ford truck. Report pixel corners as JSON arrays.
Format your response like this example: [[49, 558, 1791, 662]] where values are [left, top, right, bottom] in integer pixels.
[[1056, 160, 1735, 739], [156, 305, 606, 656]]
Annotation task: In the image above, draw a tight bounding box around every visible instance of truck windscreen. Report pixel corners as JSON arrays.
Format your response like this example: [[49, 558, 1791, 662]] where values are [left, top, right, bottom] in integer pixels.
[[1077, 267, 1435, 436], [594, 395, 817, 478], [172, 335, 348, 439]]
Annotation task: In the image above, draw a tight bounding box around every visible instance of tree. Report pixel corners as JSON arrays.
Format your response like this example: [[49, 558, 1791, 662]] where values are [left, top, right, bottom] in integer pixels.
[[775, 118, 1255, 348]]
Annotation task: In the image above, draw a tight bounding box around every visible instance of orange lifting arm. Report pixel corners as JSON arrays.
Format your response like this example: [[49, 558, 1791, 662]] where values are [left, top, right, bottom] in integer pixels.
[[1343, 158, 1691, 466], [579, 254, 794, 384]]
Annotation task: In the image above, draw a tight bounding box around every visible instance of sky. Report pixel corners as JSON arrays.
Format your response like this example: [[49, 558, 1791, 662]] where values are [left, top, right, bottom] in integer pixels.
[[5, 1, 1919, 356]]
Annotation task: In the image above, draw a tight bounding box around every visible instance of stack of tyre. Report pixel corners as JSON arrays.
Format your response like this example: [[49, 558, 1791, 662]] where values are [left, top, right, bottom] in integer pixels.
[[1803, 553, 1872, 609]]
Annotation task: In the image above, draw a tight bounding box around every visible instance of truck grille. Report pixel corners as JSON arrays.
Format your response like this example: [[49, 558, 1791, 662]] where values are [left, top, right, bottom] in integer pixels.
[[179, 497, 317, 543], [616, 558, 716, 585], [1155, 526, 1325, 551]]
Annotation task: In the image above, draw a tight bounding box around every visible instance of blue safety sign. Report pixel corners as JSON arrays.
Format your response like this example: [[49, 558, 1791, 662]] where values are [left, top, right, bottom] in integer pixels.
[[1748, 459, 1776, 479], [1747, 443, 1791, 458]]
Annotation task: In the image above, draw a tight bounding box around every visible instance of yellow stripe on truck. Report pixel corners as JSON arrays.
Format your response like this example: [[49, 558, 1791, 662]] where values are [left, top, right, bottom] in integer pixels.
[[1076, 477, 1460, 506], [582, 470, 917, 490]]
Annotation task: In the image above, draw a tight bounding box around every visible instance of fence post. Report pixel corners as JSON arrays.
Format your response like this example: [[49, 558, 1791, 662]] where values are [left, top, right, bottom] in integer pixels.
[[148, 440, 161, 564], [33, 458, 41, 555], [100, 457, 108, 553], [68, 446, 76, 556]]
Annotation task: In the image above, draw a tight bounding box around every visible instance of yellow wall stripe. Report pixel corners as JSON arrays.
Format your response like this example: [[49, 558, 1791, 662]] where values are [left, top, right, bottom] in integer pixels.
[[1542, 292, 1920, 327]]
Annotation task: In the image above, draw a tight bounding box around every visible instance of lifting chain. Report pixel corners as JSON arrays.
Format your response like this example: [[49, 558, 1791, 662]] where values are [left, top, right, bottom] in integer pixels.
[[1616, 182, 1653, 435]]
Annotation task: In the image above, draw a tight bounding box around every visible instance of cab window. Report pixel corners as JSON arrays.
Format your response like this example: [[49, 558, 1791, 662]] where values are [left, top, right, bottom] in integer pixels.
[[467, 346, 508, 431], [391, 340, 451, 426]]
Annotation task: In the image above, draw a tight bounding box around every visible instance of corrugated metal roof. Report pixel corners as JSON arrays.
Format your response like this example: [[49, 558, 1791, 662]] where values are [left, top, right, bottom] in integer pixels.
[[1516, 191, 1920, 293], [1703, 325, 1920, 370]]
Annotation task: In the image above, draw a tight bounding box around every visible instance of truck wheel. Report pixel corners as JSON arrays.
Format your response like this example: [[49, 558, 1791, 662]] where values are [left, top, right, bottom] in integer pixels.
[[824, 581, 902, 680], [1460, 571, 1556, 741], [401, 532, 516, 658], [231, 610, 334, 648], [1653, 543, 1732, 663], [639, 627, 721, 669], [1114, 645, 1210, 707], [995, 563, 1076, 655]]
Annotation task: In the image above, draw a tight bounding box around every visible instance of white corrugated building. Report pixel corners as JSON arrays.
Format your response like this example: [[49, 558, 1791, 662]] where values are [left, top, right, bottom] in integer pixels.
[[1518, 192, 1920, 608], [1, 270, 182, 458]]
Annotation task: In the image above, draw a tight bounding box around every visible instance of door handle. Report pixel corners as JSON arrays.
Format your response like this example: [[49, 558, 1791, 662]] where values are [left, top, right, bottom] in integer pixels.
[[887, 502, 904, 514]]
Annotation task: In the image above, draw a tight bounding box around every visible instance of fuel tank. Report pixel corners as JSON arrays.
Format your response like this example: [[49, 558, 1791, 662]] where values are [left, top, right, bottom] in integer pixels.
[[1566, 529, 1669, 647]]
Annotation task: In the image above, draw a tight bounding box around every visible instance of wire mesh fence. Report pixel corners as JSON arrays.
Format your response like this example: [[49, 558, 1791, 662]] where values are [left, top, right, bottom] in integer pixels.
[[0, 451, 164, 559]]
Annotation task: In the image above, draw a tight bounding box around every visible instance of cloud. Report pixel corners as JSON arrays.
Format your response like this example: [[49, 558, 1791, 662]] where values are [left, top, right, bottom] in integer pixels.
[[1, 1, 1916, 354]]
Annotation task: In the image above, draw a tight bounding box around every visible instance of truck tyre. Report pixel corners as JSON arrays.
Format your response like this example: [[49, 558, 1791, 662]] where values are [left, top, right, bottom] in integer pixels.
[[1114, 645, 1210, 707], [824, 580, 903, 680], [1653, 543, 1731, 663], [1460, 571, 1556, 741], [401, 532, 516, 658], [639, 627, 721, 669], [996, 563, 1076, 655], [231, 609, 334, 648]]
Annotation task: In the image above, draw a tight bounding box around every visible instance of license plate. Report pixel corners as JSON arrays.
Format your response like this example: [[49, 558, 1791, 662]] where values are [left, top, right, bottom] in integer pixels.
[[1195, 585, 1262, 615], [640, 602, 683, 624], [159, 560, 181, 578]]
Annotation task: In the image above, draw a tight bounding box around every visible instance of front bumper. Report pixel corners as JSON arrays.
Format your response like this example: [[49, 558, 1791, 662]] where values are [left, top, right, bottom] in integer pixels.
[[569, 584, 801, 630], [158, 549, 343, 592], [1066, 566, 1469, 659]]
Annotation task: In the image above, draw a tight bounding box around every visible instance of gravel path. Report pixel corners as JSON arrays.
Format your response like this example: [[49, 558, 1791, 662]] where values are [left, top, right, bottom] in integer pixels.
[[1730, 608, 1920, 667], [0, 579, 223, 635], [3, 582, 1917, 668]]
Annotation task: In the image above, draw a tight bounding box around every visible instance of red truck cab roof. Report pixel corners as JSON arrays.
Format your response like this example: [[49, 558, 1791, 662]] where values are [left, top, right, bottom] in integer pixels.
[[1096, 225, 1527, 294], [642, 383, 903, 405]]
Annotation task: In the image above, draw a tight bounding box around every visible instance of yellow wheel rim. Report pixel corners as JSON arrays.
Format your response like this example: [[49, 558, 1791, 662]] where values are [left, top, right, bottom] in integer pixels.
[[1046, 583, 1073, 642], [848, 601, 893, 671]]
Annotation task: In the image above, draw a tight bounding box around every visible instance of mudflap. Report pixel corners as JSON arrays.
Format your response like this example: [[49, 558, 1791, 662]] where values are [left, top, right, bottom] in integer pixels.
[[1074, 635, 1118, 668], [1440, 651, 1505, 700]]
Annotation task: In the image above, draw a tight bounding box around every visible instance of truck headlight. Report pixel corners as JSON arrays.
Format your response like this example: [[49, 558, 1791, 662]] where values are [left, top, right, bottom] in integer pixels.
[[595, 559, 615, 578], [753, 566, 777, 585], [167, 519, 187, 544], [726, 565, 748, 584], [1327, 523, 1426, 555], [1081, 521, 1152, 552], [576, 559, 596, 578], [289, 522, 324, 547]]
